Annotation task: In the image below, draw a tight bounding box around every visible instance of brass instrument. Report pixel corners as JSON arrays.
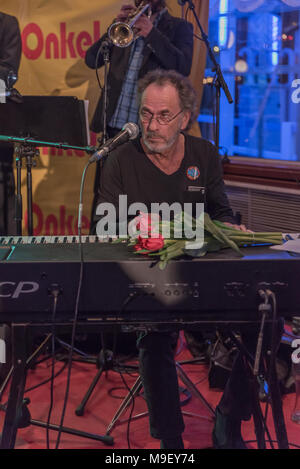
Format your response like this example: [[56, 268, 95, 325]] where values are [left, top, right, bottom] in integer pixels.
[[108, 1, 152, 48]]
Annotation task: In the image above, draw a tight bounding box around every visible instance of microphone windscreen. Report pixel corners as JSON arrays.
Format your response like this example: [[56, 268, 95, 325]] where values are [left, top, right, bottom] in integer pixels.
[[122, 122, 140, 139]]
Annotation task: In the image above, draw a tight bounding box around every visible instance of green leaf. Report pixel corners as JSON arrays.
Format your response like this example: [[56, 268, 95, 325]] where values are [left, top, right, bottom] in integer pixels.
[[204, 213, 243, 256]]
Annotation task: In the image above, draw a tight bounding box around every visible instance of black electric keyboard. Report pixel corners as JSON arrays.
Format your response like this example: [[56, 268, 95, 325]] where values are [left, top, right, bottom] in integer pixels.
[[0, 236, 299, 323]]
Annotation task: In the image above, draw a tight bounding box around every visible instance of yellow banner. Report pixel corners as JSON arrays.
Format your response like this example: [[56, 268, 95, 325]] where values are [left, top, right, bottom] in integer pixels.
[[0, 0, 120, 235], [0, 1, 188, 235]]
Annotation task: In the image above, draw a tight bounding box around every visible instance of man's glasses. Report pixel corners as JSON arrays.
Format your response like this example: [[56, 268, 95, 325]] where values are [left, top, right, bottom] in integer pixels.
[[139, 109, 183, 126]]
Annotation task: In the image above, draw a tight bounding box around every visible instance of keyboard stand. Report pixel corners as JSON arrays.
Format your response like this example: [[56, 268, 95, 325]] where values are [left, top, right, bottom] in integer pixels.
[[0, 315, 290, 450], [0, 323, 113, 449]]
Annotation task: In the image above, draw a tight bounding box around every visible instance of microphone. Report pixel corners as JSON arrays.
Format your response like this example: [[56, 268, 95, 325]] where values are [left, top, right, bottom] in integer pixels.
[[89, 122, 139, 163]]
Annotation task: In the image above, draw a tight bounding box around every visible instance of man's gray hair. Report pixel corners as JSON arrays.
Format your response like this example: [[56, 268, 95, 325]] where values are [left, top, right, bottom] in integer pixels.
[[137, 69, 198, 130]]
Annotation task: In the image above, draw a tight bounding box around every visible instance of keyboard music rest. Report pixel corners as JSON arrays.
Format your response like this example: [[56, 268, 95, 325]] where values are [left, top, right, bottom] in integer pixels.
[[0, 242, 299, 323]]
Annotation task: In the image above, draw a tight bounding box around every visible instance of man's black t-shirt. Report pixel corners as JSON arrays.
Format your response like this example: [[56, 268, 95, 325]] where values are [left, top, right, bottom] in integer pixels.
[[93, 133, 234, 231]]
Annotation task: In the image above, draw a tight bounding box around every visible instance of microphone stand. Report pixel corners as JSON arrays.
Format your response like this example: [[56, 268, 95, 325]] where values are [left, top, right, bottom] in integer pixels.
[[0, 135, 96, 236], [100, 39, 111, 145], [183, 0, 233, 154], [90, 38, 111, 227], [14, 143, 39, 236]]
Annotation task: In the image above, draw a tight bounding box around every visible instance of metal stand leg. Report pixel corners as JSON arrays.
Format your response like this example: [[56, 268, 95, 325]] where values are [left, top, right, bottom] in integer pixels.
[[0, 325, 28, 449], [244, 356, 267, 449], [176, 362, 215, 419], [0, 324, 115, 448], [75, 331, 139, 417], [106, 376, 144, 435], [226, 317, 289, 450], [14, 144, 39, 236], [75, 363, 107, 416], [0, 366, 13, 401], [267, 320, 289, 449], [105, 361, 215, 437]]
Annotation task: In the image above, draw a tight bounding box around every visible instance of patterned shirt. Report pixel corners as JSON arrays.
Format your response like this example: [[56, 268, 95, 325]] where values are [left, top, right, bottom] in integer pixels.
[[109, 9, 167, 130]]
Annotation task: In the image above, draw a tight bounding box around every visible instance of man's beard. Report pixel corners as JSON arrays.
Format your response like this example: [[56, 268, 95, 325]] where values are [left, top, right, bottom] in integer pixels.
[[142, 128, 181, 154]]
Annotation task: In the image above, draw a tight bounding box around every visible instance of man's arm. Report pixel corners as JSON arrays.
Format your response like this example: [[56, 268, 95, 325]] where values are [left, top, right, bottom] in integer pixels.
[[0, 14, 22, 81], [90, 153, 124, 235], [205, 142, 236, 223], [98, 155, 123, 208], [143, 19, 194, 76], [204, 141, 251, 231]]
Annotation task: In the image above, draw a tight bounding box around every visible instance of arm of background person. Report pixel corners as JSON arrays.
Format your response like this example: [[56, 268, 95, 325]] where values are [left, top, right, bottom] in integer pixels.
[[0, 14, 22, 82], [143, 19, 194, 76]]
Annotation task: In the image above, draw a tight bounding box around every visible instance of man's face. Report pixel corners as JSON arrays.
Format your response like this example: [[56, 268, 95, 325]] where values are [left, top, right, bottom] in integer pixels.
[[140, 83, 190, 154]]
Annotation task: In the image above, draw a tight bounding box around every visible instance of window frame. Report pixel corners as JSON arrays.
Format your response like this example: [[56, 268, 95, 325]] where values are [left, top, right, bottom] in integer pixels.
[[222, 155, 300, 190]]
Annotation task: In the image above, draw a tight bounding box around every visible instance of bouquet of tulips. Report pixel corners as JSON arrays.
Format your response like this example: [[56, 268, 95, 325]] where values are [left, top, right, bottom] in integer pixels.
[[117, 212, 283, 270]]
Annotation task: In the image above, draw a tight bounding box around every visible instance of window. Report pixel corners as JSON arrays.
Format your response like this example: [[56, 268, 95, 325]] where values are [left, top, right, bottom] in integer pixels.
[[199, 0, 300, 162]]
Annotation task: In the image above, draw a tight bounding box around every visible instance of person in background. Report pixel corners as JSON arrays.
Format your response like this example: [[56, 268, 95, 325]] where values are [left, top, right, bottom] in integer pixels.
[[85, 0, 194, 138], [85, 0, 194, 226], [0, 11, 22, 235]]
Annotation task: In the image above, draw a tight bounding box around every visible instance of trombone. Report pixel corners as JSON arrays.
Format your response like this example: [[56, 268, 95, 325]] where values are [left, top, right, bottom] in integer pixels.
[[108, 1, 152, 48]]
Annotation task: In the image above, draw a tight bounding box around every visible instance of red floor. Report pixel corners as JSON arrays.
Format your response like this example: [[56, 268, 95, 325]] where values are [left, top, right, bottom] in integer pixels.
[[0, 333, 299, 450]]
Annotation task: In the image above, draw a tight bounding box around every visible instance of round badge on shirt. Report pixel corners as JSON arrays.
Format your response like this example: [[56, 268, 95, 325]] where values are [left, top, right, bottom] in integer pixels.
[[186, 166, 200, 181]]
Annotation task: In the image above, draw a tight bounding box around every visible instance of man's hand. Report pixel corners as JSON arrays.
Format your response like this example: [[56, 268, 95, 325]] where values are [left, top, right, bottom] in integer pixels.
[[115, 4, 136, 22], [133, 15, 153, 38], [115, 5, 153, 38]]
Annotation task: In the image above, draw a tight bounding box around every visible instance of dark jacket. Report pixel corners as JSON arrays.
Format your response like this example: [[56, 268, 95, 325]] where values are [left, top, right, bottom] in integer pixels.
[[0, 12, 22, 82], [85, 11, 194, 133], [0, 12, 22, 161]]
